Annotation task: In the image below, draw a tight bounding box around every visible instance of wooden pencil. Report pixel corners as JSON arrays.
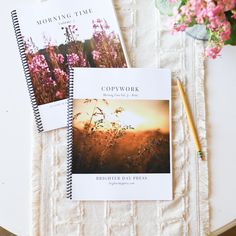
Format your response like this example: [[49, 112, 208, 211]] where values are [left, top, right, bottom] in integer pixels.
[[177, 79, 203, 159]]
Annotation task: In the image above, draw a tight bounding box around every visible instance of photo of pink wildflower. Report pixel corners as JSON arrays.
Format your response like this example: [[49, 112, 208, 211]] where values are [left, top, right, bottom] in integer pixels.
[[24, 19, 127, 105]]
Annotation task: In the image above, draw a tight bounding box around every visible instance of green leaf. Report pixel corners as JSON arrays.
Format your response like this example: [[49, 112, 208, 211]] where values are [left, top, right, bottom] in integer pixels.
[[225, 19, 236, 45], [224, 11, 236, 45], [155, 0, 181, 16]]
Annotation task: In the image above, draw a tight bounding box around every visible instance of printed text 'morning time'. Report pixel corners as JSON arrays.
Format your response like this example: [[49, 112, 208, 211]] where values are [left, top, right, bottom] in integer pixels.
[[101, 86, 139, 92], [36, 9, 92, 25]]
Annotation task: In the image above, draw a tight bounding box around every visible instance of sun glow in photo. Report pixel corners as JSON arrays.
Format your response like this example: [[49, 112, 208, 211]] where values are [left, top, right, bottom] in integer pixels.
[[118, 110, 146, 129], [73, 99, 169, 133]]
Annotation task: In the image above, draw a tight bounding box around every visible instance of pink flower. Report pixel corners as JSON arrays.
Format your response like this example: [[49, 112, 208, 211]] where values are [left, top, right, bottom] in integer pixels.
[[28, 54, 50, 74], [92, 50, 101, 60], [55, 91, 63, 99], [56, 54, 64, 64], [67, 53, 79, 66], [44, 77, 56, 86], [172, 23, 188, 32], [91, 18, 127, 67], [169, 0, 236, 58], [205, 46, 221, 59], [67, 53, 86, 67], [54, 68, 68, 82]]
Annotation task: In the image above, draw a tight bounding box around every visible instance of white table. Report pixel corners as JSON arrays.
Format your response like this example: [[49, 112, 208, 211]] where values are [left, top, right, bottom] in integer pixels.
[[207, 46, 236, 233], [0, 1, 236, 235]]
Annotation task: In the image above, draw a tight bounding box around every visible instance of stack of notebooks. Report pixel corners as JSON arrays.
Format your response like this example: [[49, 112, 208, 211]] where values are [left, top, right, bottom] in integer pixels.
[[12, 0, 172, 201]]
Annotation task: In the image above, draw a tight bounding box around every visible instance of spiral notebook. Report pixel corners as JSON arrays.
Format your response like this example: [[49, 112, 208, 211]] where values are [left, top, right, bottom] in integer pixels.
[[11, 0, 128, 132], [67, 68, 172, 200]]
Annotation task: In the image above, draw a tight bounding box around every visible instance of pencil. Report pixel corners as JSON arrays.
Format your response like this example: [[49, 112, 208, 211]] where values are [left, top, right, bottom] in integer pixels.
[[177, 79, 203, 159]]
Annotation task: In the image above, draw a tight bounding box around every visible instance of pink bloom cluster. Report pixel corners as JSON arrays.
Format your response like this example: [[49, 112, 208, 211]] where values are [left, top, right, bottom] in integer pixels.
[[28, 54, 55, 86], [92, 50, 101, 60], [24, 19, 127, 105], [171, 0, 236, 58], [55, 91, 64, 99], [56, 54, 65, 64], [91, 19, 127, 67], [27, 53, 58, 104], [67, 53, 87, 67], [54, 68, 68, 82], [27, 48, 69, 104], [29, 54, 49, 73]]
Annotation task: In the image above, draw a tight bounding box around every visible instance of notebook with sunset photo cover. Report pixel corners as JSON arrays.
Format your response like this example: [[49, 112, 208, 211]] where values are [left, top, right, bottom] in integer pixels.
[[67, 68, 172, 200], [11, 0, 128, 132]]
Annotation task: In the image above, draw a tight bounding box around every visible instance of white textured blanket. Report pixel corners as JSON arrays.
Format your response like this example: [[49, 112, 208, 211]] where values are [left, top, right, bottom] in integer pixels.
[[32, 0, 209, 235]]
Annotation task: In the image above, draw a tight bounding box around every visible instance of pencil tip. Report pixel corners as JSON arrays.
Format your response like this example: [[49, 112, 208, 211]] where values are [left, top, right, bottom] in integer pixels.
[[198, 151, 204, 160]]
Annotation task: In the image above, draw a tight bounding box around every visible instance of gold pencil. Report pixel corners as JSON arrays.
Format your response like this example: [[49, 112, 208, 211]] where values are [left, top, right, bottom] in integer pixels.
[[177, 79, 203, 159]]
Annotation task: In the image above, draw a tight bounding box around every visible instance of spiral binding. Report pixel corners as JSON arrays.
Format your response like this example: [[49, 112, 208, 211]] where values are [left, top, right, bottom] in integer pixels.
[[11, 10, 44, 133], [67, 67, 74, 199]]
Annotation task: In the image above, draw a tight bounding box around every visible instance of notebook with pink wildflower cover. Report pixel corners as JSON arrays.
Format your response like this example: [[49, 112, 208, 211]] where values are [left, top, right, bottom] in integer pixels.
[[11, 0, 129, 132]]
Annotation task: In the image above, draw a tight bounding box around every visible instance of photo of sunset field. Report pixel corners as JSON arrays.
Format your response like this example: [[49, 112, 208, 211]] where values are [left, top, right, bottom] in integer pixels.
[[72, 99, 170, 174]]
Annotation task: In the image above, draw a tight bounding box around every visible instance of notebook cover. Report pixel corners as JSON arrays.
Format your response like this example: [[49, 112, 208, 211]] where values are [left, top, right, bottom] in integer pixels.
[[11, 0, 129, 132], [67, 68, 172, 200]]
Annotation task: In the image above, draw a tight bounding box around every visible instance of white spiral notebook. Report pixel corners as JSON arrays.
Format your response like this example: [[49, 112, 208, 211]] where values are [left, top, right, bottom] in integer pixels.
[[11, 0, 128, 132], [67, 68, 172, 200]]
